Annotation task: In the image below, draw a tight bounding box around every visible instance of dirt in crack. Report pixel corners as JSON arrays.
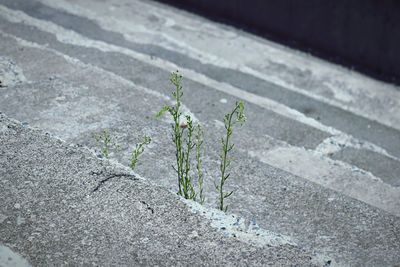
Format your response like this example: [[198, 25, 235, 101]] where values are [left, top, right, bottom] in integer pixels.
[[90, 170, 138, 192], [140, 200, 154, 214]]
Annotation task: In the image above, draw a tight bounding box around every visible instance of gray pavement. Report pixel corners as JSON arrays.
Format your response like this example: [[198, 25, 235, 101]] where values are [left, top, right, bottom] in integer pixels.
[[0, 0, 399, 266], [0, 114, 318, 266]]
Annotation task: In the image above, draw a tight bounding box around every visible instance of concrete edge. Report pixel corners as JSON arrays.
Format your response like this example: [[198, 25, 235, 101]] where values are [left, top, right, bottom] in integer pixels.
[[0, 111, 336, 265]]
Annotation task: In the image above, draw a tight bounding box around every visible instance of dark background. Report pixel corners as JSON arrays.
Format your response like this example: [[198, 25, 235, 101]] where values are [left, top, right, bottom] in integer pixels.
[[156, 0, 400, 85]]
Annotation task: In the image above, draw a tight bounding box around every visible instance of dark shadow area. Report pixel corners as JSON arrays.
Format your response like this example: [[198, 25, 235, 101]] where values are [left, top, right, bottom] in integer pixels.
[[156, 0, 400, 85]]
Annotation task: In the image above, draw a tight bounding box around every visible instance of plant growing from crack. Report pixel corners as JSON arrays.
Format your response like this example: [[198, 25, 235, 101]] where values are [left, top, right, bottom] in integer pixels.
[[94, 129, 120, 159], [195, 124, 205, 204], [158, 71, 246, 212], [130, 135, 151, 171], [217, 101, 246, 212], [91, 132, 150, 192], [157, 71, 203, 201]]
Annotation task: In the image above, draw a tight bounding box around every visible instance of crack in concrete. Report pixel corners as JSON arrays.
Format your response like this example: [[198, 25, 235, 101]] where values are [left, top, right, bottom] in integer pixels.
[[90, 170, 138, 192], [139, 200, 155, 214]]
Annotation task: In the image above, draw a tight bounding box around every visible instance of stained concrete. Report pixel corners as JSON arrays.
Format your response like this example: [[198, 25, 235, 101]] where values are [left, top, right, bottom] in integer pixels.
[[0, 0, 400, 266], [331, 147, 400, 187], [0, 114, 321, 266], [1, 0, 400, 159]]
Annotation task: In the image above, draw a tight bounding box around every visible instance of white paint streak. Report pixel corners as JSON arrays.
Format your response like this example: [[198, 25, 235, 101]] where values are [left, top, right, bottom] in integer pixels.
[[38, 0, 400, 131], [316, 134, 398, 161], [2, 4, 399, 217], [1, 4, 397, 161], [0, 5, 342, 137], [1, 30, 168, 99], [183, 198, 296, 247], [249, 146, 400, 217], [0, 245, 31, 267], [184, 199, 335, 265], [5, 36, 202, 136]]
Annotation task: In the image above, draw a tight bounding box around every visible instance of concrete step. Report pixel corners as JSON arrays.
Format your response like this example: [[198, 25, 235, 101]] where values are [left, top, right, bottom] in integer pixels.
[[0, 0, 399, 265], [9, 0, 400, 133], [0, 32, 399, 265], [0, 114, 319, 266], [2, 0, 400, 156], [1, 0, 399, 173], [0, 7, 399, 213]]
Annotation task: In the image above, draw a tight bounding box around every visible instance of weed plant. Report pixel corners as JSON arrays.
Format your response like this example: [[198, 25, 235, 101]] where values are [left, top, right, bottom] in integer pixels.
[[130, 135, 151, 171], [94, 130, 119, 159], [158, 71, 245, 211], [93, 71, 245, 212], [195, 124, 205, 204], [217, 101, 246, 211], [157, 71, 203, 201]]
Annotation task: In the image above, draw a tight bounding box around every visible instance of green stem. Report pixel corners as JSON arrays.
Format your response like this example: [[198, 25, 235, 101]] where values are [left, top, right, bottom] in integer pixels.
[[219, 104, 241, 211]]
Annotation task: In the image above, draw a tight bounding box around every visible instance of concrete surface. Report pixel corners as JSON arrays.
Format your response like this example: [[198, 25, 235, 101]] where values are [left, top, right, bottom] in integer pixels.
[[0, 114, 319, 266], [156, 0, 400, 84], [0, 0, 399, 266]]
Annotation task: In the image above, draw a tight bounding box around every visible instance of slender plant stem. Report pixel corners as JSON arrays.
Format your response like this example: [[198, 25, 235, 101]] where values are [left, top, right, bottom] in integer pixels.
[[130, 135, 151, 171], [157, 71, 199, 200], [218, 102, 245, 211], [196, 124, 205, 204]]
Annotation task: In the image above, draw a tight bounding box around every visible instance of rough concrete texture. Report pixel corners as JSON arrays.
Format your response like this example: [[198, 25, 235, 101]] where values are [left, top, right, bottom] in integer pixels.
[[0, 0, 399, 266], [0, 114, 319, 266]]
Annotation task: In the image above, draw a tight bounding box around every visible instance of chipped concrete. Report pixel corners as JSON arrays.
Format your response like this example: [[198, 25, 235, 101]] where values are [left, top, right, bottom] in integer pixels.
[[184, 199, 296, 247], [249, 145, 400, 216], [0, 245, 30, 267], [1, 1, 399, 159], [0, 56, 26, 88], [0, 4, 341, 137], [0, 114, 319, 266], [0, 0, 399, 265], [37, 0, 400, 132], [331, 147, 400, 187]]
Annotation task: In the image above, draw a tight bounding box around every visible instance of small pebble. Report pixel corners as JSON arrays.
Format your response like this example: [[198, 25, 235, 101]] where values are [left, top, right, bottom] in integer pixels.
[[188, 230, 199, 238]]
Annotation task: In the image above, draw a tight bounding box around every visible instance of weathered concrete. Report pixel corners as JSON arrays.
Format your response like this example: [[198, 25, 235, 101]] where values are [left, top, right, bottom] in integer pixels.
[[331, 147, 400, 187], [156, 0, 400, 84], [1, 0, 400, 159], [0, 114, 319, 266], [1, 0, 400, 265], [0, 33, 399, 265]]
